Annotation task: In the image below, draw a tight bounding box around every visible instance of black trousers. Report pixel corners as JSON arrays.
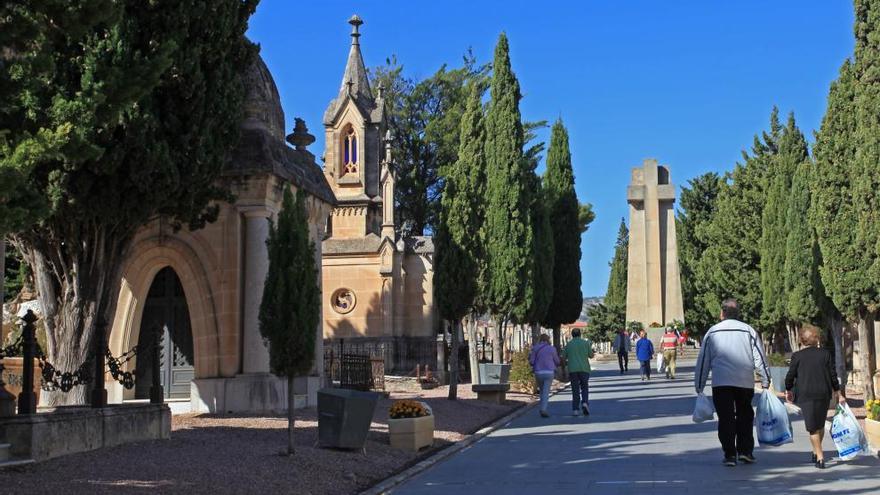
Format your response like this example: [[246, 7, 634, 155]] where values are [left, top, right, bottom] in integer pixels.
[[617, 351, 628, 372], [712, 386, 755, 457]]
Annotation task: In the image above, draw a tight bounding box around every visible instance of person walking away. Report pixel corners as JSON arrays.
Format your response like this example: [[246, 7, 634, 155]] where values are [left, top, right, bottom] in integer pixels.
[[784, 324, 845, 469], [695, 298, 770, 467], [635, 330, 654, 381], [564, 328, 594, 416], [529, 334, 561, 418], [612, 329, 630, 375], [661, 327, 679, 379]]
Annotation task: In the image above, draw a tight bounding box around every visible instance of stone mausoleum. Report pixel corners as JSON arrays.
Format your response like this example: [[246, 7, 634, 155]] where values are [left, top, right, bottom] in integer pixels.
[[101, 15, 437, 414], [321, 16, 438, 373]]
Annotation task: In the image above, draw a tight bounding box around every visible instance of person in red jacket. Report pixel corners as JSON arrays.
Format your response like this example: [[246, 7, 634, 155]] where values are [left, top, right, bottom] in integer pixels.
[[661, 328, 679, 379]]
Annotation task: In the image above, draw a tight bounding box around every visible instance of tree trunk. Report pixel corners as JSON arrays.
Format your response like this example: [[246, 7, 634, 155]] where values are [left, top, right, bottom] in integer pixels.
[[12, 225, 129, 406], [828, 312, 848, 388], [530, 322, 540, 346], [492, 318, 503, 364], [857, 308, 876, 401], [787, 322, 799, 353], [466, 315, 479, 384], [448, 319, 460, 400], [288, 374, 295, 455], [552, 324, 561, 350]]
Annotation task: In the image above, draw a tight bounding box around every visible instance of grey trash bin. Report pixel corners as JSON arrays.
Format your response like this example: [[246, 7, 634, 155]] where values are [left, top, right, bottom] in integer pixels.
[[317, 388, 380, 449], [478, 363, 510, 385]]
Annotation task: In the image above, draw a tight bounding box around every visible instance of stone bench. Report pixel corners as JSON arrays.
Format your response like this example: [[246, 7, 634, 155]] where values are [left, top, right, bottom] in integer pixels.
[[471, 383, 510, 404]]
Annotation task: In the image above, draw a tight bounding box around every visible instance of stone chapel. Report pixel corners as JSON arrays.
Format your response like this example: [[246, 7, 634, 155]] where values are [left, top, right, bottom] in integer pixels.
[[321, 16, 438, 373]]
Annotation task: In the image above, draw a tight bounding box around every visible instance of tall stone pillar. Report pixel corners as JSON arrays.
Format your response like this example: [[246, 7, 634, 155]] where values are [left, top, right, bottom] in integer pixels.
[[625, 159, 685, 331], [242, 208, 271, 374]]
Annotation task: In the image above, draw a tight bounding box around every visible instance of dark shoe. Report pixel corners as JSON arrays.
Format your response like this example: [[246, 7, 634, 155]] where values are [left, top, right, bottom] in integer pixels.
[[582, 403, 590, 416], [738, 454, 756, 464], [539, 410, 549, 418], [811, 453, 817, 463], [723, 456, 737, 467], [815, 459, 826, 469]]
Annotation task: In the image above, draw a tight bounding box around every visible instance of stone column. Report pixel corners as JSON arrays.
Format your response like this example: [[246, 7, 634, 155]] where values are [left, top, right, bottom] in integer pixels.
[[242, 209, 271, 374]]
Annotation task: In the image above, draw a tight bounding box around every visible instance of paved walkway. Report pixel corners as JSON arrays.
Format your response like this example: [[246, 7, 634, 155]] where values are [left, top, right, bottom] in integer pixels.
[[393, 359, 880, 494]]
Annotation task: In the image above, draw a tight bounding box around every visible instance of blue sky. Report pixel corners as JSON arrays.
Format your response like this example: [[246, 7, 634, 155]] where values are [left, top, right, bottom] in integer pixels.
[[247, 1, 855, 297]]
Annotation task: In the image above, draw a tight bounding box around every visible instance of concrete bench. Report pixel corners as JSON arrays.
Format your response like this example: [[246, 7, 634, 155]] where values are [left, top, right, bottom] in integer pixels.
[[471, 383, 510, 404]]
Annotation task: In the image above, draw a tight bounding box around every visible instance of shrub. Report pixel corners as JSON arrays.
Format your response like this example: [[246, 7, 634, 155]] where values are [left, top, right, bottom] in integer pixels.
[[867, 399, 879, 421], [509, 347, 537, 394], [389, 400, 431, 419], [767, 353, 788, 367]]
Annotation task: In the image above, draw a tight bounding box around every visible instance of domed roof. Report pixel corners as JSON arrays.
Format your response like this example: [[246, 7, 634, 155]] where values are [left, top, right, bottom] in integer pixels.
[[241, 55, 285, 142]]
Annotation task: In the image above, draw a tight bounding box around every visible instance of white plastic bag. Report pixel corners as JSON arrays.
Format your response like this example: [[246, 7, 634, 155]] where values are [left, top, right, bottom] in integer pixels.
[[755, 389, 793, 446], [830, 403, 867, 460], [656, 353, 665, 373], [692, 393, 715, 423]]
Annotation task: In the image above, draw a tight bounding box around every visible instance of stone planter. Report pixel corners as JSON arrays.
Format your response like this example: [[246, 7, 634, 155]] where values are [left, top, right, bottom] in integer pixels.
[[478, 363, 510, 385], [865, 418, 880, 452], [1, 357, 42, 405], [767, 366, 788, 391], [316, 388, 379, 450], [388, 414, 434, 451]]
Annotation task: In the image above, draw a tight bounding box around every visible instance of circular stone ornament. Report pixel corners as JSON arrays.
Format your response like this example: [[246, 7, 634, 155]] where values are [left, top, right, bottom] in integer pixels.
[[331, 288, 356, 314]]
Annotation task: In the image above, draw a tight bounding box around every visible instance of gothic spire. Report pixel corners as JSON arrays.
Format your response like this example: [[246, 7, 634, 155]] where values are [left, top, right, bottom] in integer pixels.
[[339, 15, 372, 102]]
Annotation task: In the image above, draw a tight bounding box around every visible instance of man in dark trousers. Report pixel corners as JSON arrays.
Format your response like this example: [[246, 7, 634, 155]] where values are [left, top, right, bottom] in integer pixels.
[[695, 298, 770, 467], [612, 328, 630, 374]]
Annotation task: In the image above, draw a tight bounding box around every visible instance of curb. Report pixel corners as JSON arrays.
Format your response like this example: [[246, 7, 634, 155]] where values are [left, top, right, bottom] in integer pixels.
[[360, 384, 569, 495]]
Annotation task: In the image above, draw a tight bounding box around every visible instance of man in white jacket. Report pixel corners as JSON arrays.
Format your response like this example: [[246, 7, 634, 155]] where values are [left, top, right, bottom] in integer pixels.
[[695, 298, 770, 467]]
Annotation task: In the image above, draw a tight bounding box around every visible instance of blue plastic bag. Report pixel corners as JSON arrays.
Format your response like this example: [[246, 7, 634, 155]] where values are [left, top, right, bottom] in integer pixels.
[[830, 403, 867, 460], [755, 389, 793, 446]]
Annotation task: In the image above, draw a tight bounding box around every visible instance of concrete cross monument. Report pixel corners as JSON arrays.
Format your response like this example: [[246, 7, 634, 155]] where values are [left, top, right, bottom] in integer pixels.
[[625, 159, 685, 340]]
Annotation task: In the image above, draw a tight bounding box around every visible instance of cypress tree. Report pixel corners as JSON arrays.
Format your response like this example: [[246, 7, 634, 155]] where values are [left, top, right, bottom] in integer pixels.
[[435, 82, 487, 395], [259, 188, 321, 455], [604, 219, 628, 324], [540, 119, 583, 348], [812, 59, 859, 391], [677, 172, 722, 337], [484, 33, 531, 363], [698, 109, 781, 335], [760, 113, 808, 340], [854, 0, 880, 399], [3, 1, 257, 405], [783, 161, 824, 340], [517, 174, 554, 343]]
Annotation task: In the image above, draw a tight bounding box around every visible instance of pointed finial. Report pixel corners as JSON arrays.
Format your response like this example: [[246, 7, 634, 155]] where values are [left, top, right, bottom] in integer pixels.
[[287, 117, 315, 151], [348, 15, 363, 45], [376, 82, 385, 99]]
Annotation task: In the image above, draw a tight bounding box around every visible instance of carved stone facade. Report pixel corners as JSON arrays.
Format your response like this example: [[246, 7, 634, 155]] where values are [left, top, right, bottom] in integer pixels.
[[321, 17, 438, 372], [106, 55, 334, 413], [625, 159, 685, 330]]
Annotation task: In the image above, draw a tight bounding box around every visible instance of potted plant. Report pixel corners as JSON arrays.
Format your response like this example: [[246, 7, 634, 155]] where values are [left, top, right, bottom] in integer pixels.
[[388, 399, 434, 451], [866, 399, 880, 451]]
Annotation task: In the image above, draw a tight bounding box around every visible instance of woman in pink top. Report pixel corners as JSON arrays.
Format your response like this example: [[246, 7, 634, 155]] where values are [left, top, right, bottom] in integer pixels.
[[529, 334, 560, 417]]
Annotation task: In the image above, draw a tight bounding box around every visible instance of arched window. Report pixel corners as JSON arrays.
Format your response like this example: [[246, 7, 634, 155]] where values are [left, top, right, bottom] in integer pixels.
[[341, 126, 358, 176]]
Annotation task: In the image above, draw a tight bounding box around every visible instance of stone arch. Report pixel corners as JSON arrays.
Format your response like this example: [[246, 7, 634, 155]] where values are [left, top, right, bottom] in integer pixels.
[[110, 235, 222, 400]]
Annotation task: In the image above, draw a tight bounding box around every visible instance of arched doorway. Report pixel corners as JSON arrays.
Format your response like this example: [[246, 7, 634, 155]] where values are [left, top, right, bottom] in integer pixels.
[[134, 267, 195, 400]]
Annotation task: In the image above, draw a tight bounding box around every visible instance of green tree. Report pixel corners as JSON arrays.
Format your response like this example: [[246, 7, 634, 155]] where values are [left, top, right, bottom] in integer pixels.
[[578, 203, 596, 234], [540, 119, 583, 348], [677, 172, 722, 337], [604, 219, 628, 324], [782, 160, 825, 348], [853, 0, 880, 400], [585, 303, 618, 344], [259, 188, 321, 455], [697, 109, 782, 338], [2, 1, 257, 405], [435, 82, 487, 397], [370, 52, 488, 237], [484, 33, 531, 363], [760, 113, 808, 342], [811, 59, 860, 392], [517, 174, 554, 345]]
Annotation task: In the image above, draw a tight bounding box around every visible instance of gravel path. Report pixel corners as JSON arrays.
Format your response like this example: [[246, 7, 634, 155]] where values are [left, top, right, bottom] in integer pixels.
[[0, 384, 545, 495]]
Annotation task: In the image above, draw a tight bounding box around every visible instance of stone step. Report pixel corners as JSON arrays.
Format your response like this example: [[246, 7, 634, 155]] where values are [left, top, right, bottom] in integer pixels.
[[0, 443, 9, 462]]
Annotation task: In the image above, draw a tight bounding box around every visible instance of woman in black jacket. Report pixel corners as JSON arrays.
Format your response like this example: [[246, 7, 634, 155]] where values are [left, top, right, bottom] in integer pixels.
[[784, 323, 846, 469]]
